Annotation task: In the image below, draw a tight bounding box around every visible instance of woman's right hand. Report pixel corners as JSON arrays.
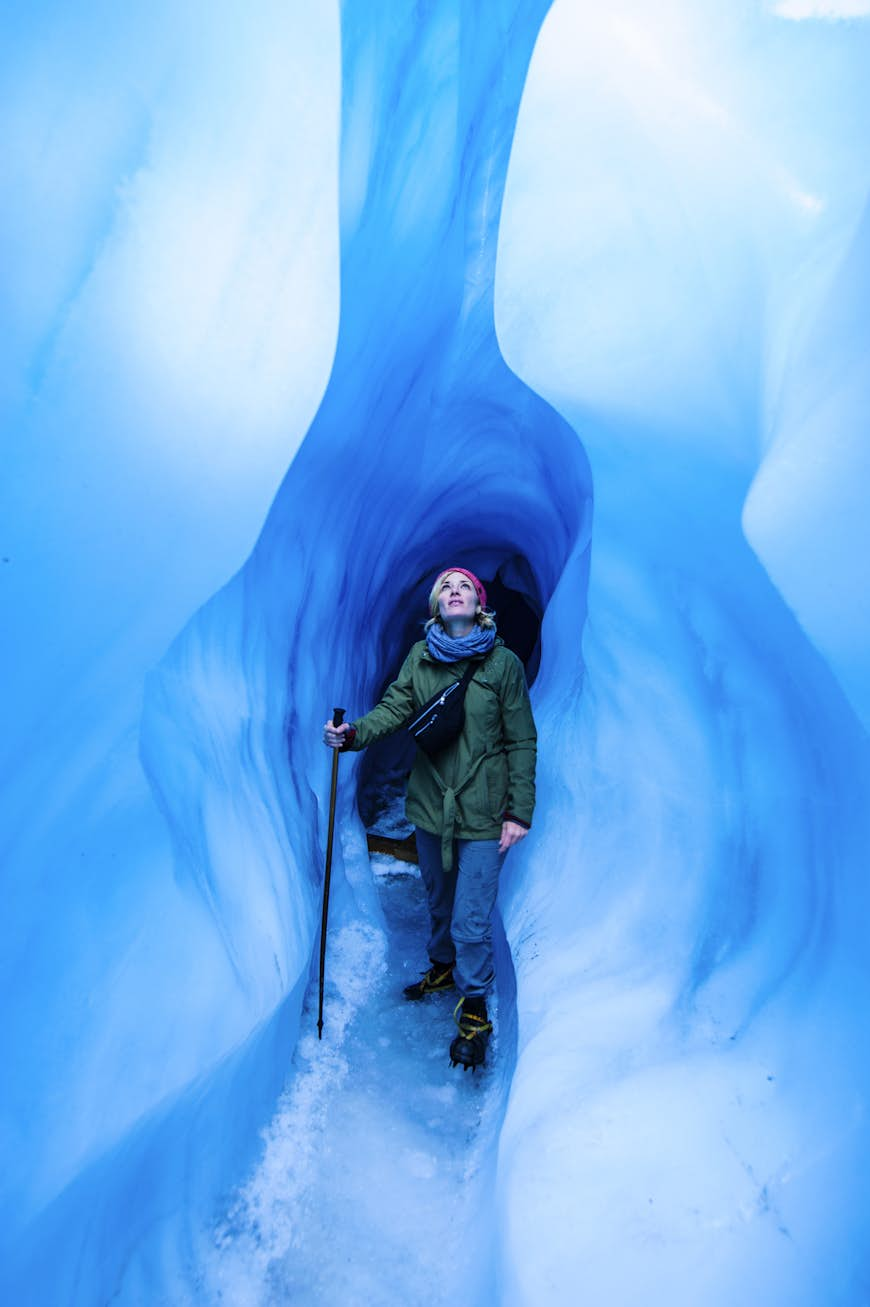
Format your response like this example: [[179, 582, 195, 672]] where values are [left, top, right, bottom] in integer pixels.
[[323, 720, 352, 749]]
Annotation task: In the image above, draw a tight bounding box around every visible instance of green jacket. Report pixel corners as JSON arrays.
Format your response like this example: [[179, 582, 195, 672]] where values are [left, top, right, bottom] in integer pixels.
[[350, 638, 536, 870]]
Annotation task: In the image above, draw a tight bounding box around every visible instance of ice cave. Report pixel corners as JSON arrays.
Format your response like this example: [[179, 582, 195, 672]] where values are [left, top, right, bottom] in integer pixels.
[[2, 0, 870, 1303]]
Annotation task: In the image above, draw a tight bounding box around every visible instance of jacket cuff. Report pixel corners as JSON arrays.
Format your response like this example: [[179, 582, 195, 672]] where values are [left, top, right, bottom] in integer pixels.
[[340, 726, 358, 751], [503, 812, 530, 829]]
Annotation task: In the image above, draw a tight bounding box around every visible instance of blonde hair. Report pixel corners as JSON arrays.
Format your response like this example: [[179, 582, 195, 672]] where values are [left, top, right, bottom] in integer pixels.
[[424, 573, 496, 632]]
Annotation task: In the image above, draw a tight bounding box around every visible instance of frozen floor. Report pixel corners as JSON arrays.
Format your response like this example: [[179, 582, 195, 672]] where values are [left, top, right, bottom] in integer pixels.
[[205, 857, 510, 1307]]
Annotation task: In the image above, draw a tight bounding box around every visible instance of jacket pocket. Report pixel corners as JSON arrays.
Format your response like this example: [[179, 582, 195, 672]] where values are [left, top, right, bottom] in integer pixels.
[[485, 754, 508, 822], [480, 766, 491, 815]]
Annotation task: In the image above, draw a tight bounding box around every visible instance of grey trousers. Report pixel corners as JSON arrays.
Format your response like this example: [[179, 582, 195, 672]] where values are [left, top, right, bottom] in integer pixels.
[[415, 826, 506, 997]]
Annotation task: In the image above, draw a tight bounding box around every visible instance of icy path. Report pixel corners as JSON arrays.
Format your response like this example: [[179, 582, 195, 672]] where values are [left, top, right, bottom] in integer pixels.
[[205, 857, 512, 1307]]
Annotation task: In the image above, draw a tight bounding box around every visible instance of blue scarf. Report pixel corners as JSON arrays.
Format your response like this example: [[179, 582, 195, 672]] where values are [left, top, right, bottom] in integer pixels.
[[425, 622, 497, 664]]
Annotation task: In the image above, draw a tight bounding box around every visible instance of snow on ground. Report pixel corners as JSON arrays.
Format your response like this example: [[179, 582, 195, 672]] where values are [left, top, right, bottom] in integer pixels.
[[204, 856, 510, 1307]]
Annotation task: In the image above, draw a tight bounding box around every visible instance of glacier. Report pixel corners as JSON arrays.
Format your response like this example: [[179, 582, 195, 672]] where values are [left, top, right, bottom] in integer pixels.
[[1, 0, 869, 1304]]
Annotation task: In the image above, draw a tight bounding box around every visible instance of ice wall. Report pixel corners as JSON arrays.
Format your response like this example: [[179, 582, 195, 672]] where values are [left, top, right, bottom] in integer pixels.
[[494, 2, 870, 1301], [0, 0, 343, 1296]]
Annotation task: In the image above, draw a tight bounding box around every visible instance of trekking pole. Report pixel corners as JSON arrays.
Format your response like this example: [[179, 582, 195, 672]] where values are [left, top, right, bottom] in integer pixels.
[[318, 706, 345, 1039]]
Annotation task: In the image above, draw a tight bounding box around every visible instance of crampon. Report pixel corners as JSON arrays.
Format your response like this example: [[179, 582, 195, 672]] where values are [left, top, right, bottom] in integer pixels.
[[449, 996, 492, 1071]]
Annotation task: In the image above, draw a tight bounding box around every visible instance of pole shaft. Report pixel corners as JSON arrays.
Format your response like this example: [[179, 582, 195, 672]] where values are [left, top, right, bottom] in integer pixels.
[[317, 707, 345, 1038]]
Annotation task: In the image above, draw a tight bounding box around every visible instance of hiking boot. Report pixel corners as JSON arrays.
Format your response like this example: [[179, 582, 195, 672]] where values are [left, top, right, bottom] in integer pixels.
[[449, 996, 493, 1070], [402, 961, 455, 1001]]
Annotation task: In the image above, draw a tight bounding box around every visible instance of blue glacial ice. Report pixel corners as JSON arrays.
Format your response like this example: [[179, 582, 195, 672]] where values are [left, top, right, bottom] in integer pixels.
[[1, 0, 870, 1304]]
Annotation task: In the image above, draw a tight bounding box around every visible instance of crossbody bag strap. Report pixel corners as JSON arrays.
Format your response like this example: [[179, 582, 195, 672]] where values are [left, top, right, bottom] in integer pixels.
[[456, 659, 479, 691]]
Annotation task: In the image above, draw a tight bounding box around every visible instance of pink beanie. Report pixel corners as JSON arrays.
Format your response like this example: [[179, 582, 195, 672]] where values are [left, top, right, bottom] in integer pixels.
[[434, 567, 487, 610]]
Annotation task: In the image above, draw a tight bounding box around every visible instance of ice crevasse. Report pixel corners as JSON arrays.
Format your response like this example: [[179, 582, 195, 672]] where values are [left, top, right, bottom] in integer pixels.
[[1, 0, 870, 1303]]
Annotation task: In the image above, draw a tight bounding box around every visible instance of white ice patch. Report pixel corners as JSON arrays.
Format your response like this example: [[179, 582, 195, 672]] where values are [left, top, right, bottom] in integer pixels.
[[368, 852, 421, 880], [206, 922, 387, 1306]]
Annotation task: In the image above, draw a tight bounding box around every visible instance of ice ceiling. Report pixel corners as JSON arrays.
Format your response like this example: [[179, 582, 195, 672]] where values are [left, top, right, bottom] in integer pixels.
[[1, 0, 869, 1303]]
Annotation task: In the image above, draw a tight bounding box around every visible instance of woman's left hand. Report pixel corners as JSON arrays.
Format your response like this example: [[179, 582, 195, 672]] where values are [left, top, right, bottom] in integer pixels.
[[499, 820, 528, 853]]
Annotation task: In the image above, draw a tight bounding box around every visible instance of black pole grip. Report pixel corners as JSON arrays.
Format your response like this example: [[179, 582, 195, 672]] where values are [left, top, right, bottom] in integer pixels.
[[332, 707, 346, 728]]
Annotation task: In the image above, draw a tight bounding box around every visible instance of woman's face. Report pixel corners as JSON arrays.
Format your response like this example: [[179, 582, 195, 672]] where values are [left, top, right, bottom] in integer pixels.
[[436, 572, 479, 628]]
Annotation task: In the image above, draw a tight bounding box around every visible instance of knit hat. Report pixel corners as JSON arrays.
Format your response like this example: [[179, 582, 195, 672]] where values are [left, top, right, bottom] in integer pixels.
[[434, 567, 487, 610]]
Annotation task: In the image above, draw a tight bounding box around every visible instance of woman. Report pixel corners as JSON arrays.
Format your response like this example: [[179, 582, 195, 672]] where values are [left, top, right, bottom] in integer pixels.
[[323, 567, 536, 1070]]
